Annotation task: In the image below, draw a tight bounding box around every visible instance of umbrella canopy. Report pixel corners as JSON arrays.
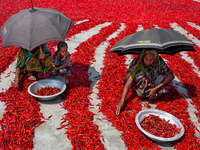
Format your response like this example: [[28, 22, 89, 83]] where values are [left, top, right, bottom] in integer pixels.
[[0, 7, 75, 51], [108, 28, 196, 56]]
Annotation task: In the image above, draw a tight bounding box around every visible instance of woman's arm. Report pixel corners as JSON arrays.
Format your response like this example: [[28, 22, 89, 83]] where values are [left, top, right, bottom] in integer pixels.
[[40, 52, 50, 59], [43, 44, 51, 59], [116, 76, 134, 115], [14, 67, 21, 88], [146, 74, 175, 99], [44, 53, 51, 58]]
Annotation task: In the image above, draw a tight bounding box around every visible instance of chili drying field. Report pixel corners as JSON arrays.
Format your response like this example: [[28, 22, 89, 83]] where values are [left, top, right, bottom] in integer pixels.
[[0, 0, 200, 149]]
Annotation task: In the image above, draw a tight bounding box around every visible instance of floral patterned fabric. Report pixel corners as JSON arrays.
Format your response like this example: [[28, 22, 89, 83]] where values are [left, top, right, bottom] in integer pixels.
[[25, 45, 54, 76], [16, 48, 32, 68]]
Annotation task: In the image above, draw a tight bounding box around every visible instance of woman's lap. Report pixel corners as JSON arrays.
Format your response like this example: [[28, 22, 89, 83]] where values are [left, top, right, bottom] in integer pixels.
[[133, 70, 170, 99], [25, 56, 54, 76]]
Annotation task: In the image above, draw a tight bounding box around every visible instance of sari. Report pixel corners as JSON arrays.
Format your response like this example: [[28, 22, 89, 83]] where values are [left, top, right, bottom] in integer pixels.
[[16, 44, 54, 77], [25, 45, 54, 77], [16, 48, 32, 69], [126, 49, 173, 98]]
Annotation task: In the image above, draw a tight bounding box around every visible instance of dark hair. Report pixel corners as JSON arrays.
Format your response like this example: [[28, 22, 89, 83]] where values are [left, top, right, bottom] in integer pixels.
[[57, 41, 68, 50]]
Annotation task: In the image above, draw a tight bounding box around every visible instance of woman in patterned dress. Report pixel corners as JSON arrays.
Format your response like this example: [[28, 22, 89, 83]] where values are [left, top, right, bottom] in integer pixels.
[[14, 44, 54, 88], [116, 49, 175, 115]]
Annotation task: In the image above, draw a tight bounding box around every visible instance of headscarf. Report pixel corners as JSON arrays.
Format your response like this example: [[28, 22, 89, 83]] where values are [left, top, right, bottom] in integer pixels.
[[126, 49, 173, 83]]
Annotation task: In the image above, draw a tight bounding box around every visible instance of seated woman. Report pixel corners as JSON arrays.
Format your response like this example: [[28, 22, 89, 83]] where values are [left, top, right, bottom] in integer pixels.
[[14, 44, 54, 88], [116, 49, 175, 115]]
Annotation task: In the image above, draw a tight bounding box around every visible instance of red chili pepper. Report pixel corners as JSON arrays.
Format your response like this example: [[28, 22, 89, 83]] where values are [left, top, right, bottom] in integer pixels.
[[140, 114, 181, 138], [0, 74, 47, 149], [35, 86, 61, 96], [48, 115, 52, 119], [1, 1, 200, 149], [196, 127, 200, 133]]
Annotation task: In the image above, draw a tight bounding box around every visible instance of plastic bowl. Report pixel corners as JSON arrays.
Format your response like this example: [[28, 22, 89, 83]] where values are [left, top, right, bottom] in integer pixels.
[[135, 109, 184, 142]]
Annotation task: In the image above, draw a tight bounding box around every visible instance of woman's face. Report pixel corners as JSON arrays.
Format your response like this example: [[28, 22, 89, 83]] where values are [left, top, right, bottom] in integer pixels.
[[143, 53, 156, 67]]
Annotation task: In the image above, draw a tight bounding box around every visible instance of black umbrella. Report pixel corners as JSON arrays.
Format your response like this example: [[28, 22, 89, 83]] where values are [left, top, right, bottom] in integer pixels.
[[108, 28, 196, 56], [0, 6, 75, 51]]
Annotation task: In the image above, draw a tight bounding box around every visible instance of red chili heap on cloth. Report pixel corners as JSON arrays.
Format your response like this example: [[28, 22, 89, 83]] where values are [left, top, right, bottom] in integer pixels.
[[35, 86, 61, 96], [141, 114, 181, 138]]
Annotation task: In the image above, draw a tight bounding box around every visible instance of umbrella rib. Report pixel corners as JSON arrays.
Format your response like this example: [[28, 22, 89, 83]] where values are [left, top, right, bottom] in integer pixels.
[[154, 29, 162, 49], [1, 13, 31, 49], [39, 12, 63, 36], [112, 41, 194, 50], [122, 43, 163, 49], [161, 41, 195, 48], [38, 10, 74, 40]]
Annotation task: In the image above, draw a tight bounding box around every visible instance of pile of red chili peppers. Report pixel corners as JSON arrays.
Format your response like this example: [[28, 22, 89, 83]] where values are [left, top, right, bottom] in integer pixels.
[[0, 75, 47, 149], [35, 86, 61, 96], [57, 21, 121, 149], [0, 0, 200, 149], [140, 114, 181, 138]]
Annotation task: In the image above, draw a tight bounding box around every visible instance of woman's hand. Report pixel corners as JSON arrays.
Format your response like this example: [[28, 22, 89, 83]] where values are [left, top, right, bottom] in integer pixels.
[[40, 52, 45, 59], [145, 88, 157, 99], [116, 76, 133, 115], [116, 101, 124, 115], [47, 55, 54, 60], [53, 67, 59, 71], [146, 74, 175, 99]]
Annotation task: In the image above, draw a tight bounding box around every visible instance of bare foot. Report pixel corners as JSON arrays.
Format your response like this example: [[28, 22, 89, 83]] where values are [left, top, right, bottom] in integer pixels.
[[28, 75, 37, 81], [27, 72, 37, 81], [14, 76, 19, 88], [51, 70, 58, 76]]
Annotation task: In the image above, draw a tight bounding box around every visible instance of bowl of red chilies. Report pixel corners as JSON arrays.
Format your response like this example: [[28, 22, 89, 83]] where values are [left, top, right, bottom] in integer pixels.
[[135, 109, 184, 142], [28, 79, 66, 100]]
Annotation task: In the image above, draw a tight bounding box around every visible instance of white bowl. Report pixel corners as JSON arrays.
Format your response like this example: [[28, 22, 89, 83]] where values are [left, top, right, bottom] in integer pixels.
[[28, 79, 66, 100], [135, 109, 184, 142]]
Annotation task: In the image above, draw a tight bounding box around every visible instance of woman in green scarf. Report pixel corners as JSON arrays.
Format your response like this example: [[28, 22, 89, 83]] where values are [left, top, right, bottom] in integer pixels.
[[116, 49, 175, 115], [14, 44, 54, 88]]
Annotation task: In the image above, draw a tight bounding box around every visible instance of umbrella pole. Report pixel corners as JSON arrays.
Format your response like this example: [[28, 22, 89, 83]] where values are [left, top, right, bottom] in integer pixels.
[[40, 46, 42, 53], [30, 0, 34, 10]]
